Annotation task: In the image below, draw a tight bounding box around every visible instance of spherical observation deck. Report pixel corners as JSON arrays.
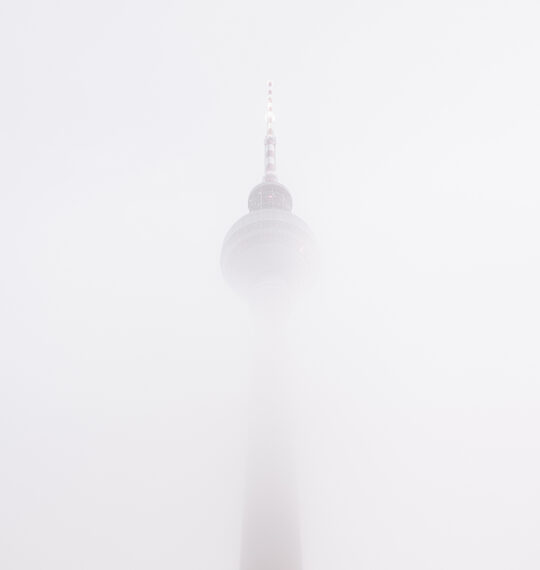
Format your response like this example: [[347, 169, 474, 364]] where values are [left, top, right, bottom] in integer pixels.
[[222, 183, 316, 300]]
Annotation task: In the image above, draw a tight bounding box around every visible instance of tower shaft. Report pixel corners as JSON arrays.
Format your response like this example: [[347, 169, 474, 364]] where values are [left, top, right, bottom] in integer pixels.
[[241, 296, 301, 570]]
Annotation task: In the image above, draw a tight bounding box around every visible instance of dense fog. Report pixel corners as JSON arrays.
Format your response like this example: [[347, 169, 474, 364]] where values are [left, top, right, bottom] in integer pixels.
[[1, 1, 539, 568]]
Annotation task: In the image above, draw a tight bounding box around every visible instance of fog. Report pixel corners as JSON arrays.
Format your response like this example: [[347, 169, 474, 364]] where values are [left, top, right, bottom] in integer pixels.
[[1, 0, 540, 568]]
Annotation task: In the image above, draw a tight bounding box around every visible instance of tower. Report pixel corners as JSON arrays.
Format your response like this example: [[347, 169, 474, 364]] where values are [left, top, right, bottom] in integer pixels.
[[222, 83, 316, 570]]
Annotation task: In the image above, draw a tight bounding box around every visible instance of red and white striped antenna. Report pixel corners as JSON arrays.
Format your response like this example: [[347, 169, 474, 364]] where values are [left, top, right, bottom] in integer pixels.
[[264, 80, 277, 182], [266, 80, 275, 134]]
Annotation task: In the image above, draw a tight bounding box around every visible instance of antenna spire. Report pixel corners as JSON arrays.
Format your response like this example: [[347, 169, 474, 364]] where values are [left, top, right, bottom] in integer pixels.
[[264, 81, 277, 182]]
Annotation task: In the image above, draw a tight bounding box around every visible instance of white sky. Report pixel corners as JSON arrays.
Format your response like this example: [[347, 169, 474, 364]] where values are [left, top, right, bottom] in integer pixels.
[[1, 1, 540, 568]]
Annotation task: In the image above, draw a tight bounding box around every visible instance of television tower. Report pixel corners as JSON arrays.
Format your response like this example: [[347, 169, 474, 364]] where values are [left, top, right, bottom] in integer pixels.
[[222, 83, 316, 570]]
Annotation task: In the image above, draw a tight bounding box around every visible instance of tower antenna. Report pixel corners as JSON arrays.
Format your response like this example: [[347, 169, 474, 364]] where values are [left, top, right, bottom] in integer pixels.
[[264, 80, 277, 182]]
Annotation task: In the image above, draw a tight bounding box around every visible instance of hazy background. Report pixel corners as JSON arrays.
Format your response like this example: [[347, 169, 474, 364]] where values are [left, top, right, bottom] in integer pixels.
[[1, 0, 539, 568]]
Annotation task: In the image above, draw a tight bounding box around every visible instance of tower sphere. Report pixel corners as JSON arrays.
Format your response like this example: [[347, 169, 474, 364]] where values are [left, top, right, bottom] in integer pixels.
[[221, 192, 316, 299]]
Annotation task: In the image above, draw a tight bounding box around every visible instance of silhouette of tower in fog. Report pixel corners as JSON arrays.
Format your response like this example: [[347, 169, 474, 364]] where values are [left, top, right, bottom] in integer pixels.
[[222, 83, 316, 570]]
